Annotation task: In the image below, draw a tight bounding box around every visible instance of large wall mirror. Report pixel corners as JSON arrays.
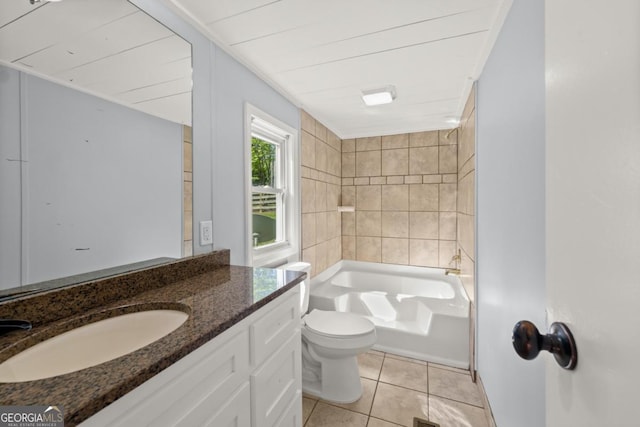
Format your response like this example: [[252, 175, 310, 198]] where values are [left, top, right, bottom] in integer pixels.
[[0, 0, 192, 296]]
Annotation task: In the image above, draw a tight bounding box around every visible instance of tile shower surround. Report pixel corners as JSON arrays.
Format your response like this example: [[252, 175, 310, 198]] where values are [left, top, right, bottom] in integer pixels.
[[457, 87, 476, 303], [301, 110, 343, 278], [300, 110, 461, 276], [341, 130, 458, 269], [299, 104, 489, 426]]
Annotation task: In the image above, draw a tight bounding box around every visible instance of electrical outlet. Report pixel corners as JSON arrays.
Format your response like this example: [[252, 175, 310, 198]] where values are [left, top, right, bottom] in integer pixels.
[[199, 220, 213, 245]]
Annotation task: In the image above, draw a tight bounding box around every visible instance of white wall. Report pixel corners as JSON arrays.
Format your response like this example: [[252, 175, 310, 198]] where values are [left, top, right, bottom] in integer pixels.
[[0, 66, 22, 288], [476, 1, 546, 426], [0, 0, 301, 290], [212, 48, 300, 265], [0, 65, 182, 288], [132, 0, 215, 256], [134, 1, 301, 265]]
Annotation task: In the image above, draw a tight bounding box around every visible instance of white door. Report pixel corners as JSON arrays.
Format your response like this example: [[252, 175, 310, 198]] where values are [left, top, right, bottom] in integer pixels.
[[545, 0, 640, 425]]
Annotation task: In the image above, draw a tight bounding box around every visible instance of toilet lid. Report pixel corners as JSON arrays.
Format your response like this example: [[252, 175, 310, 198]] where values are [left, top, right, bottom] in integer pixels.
[[304, 309, 375, 338]]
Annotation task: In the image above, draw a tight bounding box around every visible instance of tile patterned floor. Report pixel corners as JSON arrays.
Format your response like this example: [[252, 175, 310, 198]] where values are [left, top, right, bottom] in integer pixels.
[[303, 351, 491, 427]]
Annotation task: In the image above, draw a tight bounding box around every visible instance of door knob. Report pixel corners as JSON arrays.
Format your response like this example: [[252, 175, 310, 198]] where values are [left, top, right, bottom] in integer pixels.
[[512, 320, 577, 370]]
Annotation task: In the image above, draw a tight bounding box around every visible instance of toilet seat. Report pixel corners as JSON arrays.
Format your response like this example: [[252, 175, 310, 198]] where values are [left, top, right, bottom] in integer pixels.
[[304, 309, 375, 338]]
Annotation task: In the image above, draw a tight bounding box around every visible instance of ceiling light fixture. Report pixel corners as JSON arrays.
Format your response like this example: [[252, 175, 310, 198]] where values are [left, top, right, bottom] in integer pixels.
[[362, 85, 396, 106]]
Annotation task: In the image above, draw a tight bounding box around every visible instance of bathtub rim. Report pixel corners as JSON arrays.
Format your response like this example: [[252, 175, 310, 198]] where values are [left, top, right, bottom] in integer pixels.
[[308, 260, 471, 368], [311, 260, 469, 301]]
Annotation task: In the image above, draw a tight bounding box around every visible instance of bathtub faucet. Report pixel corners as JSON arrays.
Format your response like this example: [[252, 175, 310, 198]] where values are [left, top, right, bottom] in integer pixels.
[[449, 249, 462, 267], [446, 249, 462, 275]]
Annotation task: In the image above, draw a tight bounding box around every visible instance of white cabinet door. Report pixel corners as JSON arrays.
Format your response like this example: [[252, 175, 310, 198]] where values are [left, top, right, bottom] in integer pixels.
[[273, 390, 302, 427], [251, 333, 301, 427]]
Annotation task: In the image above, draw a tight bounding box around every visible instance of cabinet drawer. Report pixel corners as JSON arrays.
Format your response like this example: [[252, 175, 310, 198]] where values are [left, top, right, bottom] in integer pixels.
[[250, 288, 299, 367], [251, 332, 301, 427]]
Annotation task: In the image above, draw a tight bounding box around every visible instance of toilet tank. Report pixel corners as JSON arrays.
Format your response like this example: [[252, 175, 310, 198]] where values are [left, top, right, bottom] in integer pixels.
[[280, 262, 311, 315]]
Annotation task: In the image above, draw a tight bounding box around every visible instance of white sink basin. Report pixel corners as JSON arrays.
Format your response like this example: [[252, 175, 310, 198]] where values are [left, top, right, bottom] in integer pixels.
[[0, 309, 188, 383]]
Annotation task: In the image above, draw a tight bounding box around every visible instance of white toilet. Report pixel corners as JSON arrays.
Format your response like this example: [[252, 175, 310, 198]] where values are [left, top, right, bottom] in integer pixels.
[[283, 262, 376, 403]]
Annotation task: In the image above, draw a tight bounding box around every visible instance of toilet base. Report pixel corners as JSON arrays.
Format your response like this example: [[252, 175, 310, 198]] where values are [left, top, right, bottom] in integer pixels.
[[301, 341, 364, 403]]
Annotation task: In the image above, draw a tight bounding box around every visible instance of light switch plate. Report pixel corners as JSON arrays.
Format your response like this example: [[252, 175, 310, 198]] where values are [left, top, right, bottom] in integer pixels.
[[199, 220, 213, 245]]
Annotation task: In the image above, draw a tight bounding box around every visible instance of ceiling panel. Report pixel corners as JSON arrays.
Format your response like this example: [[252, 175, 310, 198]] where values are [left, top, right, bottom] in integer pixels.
[[0, 0, 136, 62], [134, 91, 192, 125], [229, 2, 492, 49], [235, 8, 494, 73], [272, 34, 484, 91], [16, 12, 174, 75], [55, 37, 190, 92], [173, 0, 281, 25], [0, 1, 44, 27], [171, 0, 509, 137], [118, 77, 191, 105], [0, 0, 191, 126]]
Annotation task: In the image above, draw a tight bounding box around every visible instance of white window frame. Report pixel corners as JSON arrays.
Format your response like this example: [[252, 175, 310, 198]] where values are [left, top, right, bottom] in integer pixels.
[[244, 103, 299, 267]]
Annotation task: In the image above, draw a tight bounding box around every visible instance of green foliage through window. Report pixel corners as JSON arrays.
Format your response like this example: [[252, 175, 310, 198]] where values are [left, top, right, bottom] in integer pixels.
[[251, 137, 276, 187], [252, 136, 278, 247]]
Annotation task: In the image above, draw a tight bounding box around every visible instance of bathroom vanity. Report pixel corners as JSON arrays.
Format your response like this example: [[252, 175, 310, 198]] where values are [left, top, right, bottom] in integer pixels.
[[0, 251, 304, 426]]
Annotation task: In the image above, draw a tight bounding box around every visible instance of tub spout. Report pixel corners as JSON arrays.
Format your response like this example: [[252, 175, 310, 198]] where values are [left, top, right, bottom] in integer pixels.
[[447, 249, 462, 276], [449, 249, 462, 267]]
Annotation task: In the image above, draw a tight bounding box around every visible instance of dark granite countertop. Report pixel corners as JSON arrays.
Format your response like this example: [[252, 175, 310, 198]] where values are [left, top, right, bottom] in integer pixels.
[[0, 250, 305, 426]]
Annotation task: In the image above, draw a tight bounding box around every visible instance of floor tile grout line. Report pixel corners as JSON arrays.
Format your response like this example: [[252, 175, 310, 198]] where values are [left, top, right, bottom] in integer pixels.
[[427, 363, 472, 376], [377, 379, 429, 395], [319, 401, 369, 417], [303, 398, 319, 427], [426, 358, 430, 421], [310, 376, 378, 418], [365, 380, 381, 426], [428, 392, 486, 410], [368, 416, 406, 427], [426, 362, 431, 399], [378, 351, 386, 382], [385, 354, 429, 366], [369, 376, 379, 416]]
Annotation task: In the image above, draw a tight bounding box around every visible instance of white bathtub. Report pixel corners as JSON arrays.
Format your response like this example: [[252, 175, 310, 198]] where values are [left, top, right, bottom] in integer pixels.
[[309, 260, 470, 368]]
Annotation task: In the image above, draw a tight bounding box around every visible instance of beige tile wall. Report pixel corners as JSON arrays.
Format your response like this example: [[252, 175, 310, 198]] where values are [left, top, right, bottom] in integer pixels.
[[342, 130, 459, 268], [457, 87, 476, 379], [457, 87, 476, 303], [183, 125, 193, 257], [300, 111, 342, 278]]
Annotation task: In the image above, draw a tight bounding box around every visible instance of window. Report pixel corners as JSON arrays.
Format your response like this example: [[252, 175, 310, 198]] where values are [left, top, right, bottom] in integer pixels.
[[245, 104, 299, 266], [251, 126, 284, 248]]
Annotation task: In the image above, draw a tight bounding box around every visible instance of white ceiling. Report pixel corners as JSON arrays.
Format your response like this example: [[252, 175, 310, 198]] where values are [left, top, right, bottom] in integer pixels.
[[0, 0, 192, 125], [169, 0, 510, 138]]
